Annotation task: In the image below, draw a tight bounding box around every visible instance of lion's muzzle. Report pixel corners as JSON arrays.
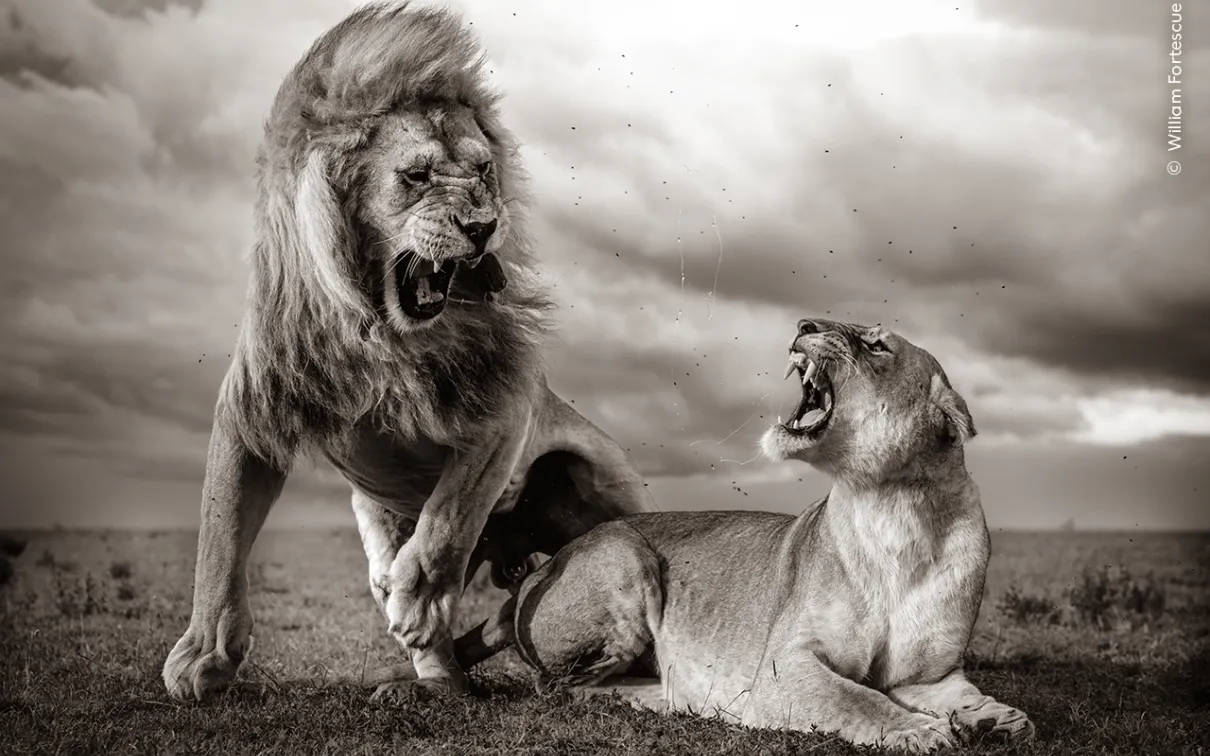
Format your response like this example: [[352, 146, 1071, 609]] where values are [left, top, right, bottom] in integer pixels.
[[455, 217, 497, 258], [393, 254, 458, 321]]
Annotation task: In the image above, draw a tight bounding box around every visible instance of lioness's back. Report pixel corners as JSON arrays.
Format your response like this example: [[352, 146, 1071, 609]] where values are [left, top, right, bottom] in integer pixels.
[[621, 510, 796, 616]]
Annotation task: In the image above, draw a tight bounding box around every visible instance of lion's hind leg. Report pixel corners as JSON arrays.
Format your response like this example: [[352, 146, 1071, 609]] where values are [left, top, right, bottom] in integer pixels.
[[513, 520, 663, 693]]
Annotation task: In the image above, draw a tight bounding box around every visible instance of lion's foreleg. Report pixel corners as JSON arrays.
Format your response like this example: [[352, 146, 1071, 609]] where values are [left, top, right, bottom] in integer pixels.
[[351, 490, 415, 616], [888, 669, 1035, 744], [162, 420, 287, 701], [379, 431, 527, 695]]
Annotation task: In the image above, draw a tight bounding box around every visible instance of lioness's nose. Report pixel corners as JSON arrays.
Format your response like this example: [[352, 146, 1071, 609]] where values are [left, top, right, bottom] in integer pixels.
[[456, 217, 497, 253]]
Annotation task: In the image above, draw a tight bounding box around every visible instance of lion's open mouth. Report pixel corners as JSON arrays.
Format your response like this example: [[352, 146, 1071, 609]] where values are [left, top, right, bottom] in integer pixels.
[[780, 355, 834, 435], [395, 254, 456, 321]]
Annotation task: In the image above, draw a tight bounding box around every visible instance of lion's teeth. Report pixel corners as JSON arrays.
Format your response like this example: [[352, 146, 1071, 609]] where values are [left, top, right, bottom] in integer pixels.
[[416, 258, 438, 278], [415, 276, 444, 305]]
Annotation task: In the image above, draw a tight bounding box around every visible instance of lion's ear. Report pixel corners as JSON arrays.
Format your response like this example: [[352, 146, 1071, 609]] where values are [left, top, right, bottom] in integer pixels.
[[930, 373, 976, 447], [292, 149, 363, 314]]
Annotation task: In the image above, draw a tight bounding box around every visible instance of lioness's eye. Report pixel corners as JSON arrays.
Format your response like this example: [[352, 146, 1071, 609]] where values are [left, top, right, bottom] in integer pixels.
[[398, 167, 430, 184], [866, 339, 891, 354], [477, 161, 493, 177]]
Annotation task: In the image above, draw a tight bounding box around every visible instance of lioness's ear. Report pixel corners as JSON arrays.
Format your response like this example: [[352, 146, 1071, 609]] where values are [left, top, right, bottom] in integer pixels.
[[930, 373, 976, 447]]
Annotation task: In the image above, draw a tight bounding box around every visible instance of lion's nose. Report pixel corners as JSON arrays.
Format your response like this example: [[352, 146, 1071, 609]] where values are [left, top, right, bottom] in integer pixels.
[[455, 217, 498, 254]]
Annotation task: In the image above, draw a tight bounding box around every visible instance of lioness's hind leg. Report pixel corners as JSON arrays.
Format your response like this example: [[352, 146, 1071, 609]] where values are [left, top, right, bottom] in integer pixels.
[[514, 521, 662, 688], [889, 670, 1035, 744], [571, 676, 666, 712]]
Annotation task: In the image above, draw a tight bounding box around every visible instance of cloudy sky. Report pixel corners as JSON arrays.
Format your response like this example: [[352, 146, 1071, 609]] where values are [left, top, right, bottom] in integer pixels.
[[0, 0, 1207, 530]]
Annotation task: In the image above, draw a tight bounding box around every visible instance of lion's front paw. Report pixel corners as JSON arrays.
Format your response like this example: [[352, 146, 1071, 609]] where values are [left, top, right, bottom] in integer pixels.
[[162, 609, 253, 701], [370, 675, 468, 706], [384, 544, 460, 649], [949, 698, 1035, 744], [879, 715, 956, 754]]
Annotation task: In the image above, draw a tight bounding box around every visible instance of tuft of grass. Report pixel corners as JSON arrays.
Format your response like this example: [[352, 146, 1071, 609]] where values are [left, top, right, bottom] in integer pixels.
[[109, 561, 134, 580]]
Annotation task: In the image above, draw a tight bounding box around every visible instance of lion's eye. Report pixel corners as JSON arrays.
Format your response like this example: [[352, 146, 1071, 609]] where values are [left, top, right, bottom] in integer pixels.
[[477, 161, 493, 178], [398, 167, 430, 184]]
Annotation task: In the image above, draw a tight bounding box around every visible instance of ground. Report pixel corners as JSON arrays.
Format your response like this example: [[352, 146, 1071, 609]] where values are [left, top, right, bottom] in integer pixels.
[[1, 528, 1207, 755]]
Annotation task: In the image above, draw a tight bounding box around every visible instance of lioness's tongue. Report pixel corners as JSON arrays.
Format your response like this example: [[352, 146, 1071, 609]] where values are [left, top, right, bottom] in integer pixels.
[[799, 409, 826, 428]]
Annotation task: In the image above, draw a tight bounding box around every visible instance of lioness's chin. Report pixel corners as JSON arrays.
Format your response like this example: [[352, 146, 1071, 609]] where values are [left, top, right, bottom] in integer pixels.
[[760, 421, 831, 462]]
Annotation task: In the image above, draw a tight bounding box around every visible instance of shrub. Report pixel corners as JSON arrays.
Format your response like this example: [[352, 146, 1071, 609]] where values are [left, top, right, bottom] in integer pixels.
[[53, 570, 107, 618], [997, 564, 1169, 630], [996, 584, 1061, 625], [1068, 565, 1166, 629]]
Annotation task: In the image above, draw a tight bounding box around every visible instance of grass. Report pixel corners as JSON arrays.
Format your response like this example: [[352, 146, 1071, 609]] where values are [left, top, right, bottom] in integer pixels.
[[1, 529, 1207, 755]]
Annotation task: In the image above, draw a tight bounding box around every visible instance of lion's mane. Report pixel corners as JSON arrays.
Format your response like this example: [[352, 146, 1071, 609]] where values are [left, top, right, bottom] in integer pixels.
[[219, 1, 554, 469]]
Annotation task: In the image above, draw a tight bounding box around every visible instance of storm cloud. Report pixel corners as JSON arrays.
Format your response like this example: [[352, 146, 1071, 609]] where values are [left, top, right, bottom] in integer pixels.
[[0, 0, 1206, 529]]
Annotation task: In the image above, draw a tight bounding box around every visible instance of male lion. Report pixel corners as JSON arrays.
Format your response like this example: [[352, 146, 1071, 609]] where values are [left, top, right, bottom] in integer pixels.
[[453, 318, 1035, 753], [162, 2, 655, 703]]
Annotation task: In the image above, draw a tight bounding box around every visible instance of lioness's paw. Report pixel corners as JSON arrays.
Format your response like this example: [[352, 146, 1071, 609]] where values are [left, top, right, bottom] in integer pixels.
[[162, 614, 253, 702], [879, 716, 956, 754], [950, 699, 1035, 744], [384, 545, 459, 649], [371, 676, 467, 706]]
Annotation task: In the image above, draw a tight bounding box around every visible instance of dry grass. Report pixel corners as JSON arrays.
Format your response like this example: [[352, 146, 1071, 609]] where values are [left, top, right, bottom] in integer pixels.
[[1, 529, 1207, 755]]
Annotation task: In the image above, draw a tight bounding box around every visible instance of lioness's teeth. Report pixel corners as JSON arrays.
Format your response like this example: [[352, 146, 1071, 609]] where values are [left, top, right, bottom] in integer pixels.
[[823, 391, 833, 410], [777, 415, 783, 425], [783, 361, 797, 381], [803, 360, 818, 386]]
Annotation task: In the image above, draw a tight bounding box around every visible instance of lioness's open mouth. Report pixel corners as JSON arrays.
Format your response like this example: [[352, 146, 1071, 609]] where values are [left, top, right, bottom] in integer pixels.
[[780, 354, 834, 435], [396, 254, 456, 320]]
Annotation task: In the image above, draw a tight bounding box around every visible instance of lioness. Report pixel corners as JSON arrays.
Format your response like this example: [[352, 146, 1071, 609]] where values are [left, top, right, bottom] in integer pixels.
[[162, 3, 655, 703], [456, 317, 1035, 753]]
